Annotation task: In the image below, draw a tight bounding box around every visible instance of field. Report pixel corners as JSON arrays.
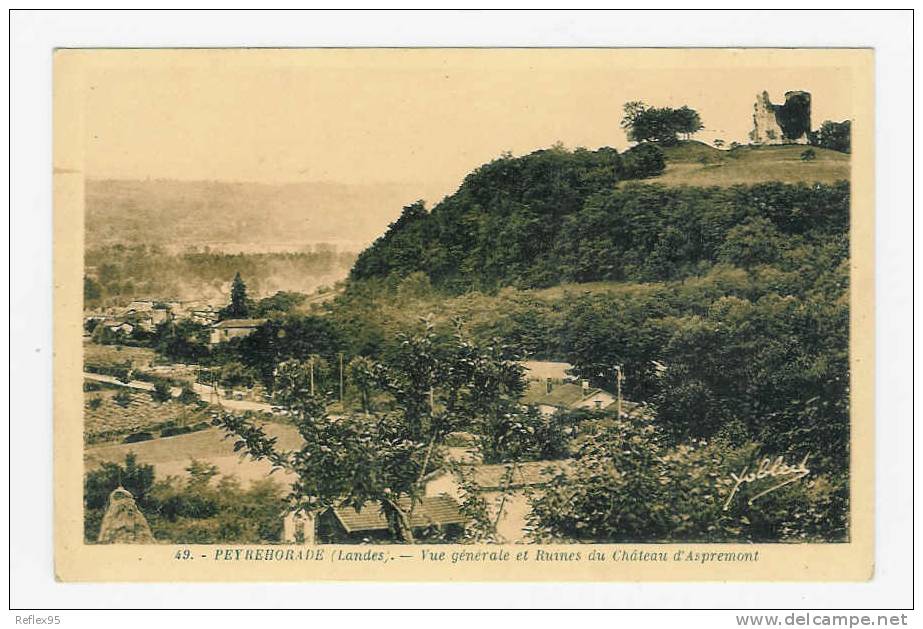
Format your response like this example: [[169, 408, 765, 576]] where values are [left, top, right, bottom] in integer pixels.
[[85, 422, 303, 485], [85, 417, 477, 486], [649, 143, 849, 187], [83, 343, 160, 369], [83, 386, 210, 444]]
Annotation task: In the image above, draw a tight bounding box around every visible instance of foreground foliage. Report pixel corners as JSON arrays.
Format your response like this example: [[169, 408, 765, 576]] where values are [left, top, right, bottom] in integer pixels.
[[84, 454, 286, 543], [528, 417, 848, 543]]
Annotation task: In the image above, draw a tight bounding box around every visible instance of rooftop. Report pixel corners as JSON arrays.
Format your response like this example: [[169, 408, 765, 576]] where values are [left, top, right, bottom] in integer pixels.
[[463, 460, 572, 490], [521, 381, 597, 407], [212, 318, 267, 329], [328, 496, 465, 533]]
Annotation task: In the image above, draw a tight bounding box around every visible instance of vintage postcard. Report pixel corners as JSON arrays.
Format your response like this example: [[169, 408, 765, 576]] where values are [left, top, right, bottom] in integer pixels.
[[54, 48, 874, 581]]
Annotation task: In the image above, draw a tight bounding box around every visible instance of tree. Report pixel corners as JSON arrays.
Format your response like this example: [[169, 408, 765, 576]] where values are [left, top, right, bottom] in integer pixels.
[[672, 106, 704, 140], [85, 453, 156, 512], [236, 315, 344, 390], [346, 356, 375, 414], [217, 362, 256, 394], [810, 120, 851, 153], [717, 217, 786, 269], [153, 320, 210, 364], [222, 272, 250, 319], [213, 318, 527, 543], [477, 405, 570, 465], [621, 101, 704, 145], [252, 291, 307, 317]]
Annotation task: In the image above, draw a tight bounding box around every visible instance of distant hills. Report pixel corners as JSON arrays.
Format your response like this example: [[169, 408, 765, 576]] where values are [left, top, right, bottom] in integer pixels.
[[85, 178, 440, 253]]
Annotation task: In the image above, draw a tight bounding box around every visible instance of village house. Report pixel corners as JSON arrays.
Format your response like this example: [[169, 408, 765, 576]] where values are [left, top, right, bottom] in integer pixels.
[[188, 307, 219, 325], [302, 496, 466, 543], [99, 319, 135, 336], [126, 299, 155, 313], [209, 318, 267, 345], [520, 379, 617, 415], [127, 308, 172, 332], [425, 460, 571, 543], [521, 378, 652, 419]]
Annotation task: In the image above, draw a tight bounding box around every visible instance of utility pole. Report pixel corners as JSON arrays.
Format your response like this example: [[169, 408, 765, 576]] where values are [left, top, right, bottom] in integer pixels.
[[309, 356, 315, 396], [615, 365, 623, 418]]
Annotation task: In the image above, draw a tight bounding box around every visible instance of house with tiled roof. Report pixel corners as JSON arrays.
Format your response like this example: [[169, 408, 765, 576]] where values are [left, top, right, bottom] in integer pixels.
[[208, 318, 267, 345], [315, 495, 466, 543], [520, 379, 617, 414]]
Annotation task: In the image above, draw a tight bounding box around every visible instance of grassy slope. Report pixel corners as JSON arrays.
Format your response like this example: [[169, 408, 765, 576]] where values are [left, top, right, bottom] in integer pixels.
[[645, 141, 850, 187]]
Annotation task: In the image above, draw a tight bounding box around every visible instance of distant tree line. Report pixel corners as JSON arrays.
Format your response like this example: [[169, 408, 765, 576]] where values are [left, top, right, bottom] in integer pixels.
[[83, 245, 354, 309]]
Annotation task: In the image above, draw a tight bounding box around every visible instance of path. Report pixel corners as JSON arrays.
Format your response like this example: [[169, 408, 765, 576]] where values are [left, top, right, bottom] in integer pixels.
[[83, 372, 279, 414]]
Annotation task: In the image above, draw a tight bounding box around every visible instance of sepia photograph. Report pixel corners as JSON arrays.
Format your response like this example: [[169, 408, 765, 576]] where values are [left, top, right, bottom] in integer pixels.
[[51, 46, 875, 582]]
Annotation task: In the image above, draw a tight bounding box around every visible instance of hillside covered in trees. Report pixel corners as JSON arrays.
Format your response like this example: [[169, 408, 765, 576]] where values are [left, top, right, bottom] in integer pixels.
[[350, 142, 849, 293]]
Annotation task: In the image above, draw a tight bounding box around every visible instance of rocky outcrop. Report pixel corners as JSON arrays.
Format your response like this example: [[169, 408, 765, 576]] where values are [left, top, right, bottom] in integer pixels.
[[749, 91, 811, 145], [97, 487, 155, 544]]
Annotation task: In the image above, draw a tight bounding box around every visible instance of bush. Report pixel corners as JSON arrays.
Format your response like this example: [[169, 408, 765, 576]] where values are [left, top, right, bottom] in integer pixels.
[[528, 418, 847, 543], [112, 389, 133, 408], [123, 431, 154, 444], [147, 464, 286, 544], [85, 361, 132, 383], [87, 397, 103, 411], [800, 148, 817, 161], [177, 384, 201, 405], [151, 380, 173, 403], [84, 455, 286, 544], [621, 143, 666, 179], [160, 425, 193, 438]]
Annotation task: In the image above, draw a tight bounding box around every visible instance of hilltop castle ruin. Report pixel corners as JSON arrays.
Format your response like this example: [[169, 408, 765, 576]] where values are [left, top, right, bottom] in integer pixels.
[[749, 90, 812, 145]]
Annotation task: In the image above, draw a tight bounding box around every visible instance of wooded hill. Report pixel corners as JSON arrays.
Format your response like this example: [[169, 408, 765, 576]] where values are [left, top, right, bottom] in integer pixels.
[[350, 142, 850, 292]]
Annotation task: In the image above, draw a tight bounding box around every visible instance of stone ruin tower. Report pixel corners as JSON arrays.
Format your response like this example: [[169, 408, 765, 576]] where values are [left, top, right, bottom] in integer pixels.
[[97, 486, 155, 544], [749, 90, 812, 145]]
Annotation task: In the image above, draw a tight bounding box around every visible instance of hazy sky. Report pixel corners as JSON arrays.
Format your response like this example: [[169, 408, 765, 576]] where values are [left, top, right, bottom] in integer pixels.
[[72, 48, 860, 204]]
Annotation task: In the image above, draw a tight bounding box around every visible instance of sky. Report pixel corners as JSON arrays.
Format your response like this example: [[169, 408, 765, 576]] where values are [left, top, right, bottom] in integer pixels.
[[67, 48, 861, 205]]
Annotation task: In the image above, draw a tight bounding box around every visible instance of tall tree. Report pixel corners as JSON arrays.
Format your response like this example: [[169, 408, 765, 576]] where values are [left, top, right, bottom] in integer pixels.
[[226, 272, 250, 318]]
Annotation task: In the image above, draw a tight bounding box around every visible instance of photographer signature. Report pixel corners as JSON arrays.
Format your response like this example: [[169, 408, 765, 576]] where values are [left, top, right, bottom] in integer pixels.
[[722, 453, 811, 511]]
